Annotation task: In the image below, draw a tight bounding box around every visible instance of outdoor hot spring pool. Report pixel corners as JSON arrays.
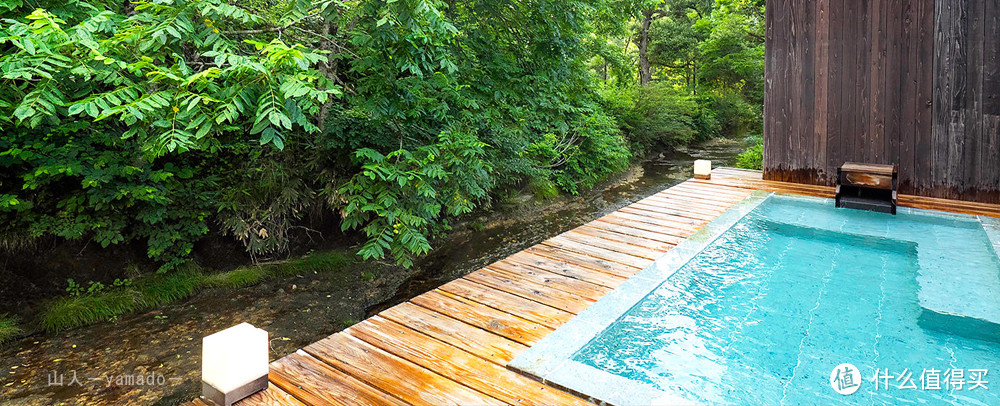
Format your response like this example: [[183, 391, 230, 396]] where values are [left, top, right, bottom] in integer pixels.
[[510, 193, 1000, 405]]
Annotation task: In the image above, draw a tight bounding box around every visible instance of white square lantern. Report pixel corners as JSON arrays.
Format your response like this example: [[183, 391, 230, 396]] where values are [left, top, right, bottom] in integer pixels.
[[202, 323, 269, 406], [694, 159, 712, 180]]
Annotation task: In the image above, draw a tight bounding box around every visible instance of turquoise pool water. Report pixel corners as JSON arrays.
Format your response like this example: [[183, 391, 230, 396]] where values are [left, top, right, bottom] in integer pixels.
[[570, 195, 1000, 405]]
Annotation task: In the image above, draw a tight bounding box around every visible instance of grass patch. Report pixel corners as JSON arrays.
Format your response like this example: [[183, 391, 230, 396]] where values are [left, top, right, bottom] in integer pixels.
[[42, 289, 147, 332], [0, 315, 23, 344], [272, 250, 353, 277], [201, 266, 267, 289], [38, 250, 354, 332], [141, 268, 205, 306]]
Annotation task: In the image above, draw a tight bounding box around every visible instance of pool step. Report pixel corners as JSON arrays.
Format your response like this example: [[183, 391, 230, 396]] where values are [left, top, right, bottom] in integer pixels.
[[761, 217, 1000, 343], [919, 309, 1000, 344]]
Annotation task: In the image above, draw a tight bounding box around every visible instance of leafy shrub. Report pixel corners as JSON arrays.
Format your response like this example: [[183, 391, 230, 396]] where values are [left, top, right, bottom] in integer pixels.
[[548, 112, 632, 194], [620, 84, 702, 153], [736, 135, 764, 170], [339, 130, 491, 267], [0, 1, 334, 272], [700, 90, 762, 138]]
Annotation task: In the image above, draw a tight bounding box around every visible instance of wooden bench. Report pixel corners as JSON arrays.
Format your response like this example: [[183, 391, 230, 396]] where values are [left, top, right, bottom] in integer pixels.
[[835, 162, 898, 214]]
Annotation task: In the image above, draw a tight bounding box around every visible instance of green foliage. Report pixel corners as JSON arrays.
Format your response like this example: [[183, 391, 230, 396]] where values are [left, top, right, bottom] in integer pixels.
[[0, 0, 335, 271], [66, 278, 131, 297], [547, 112, 632, 194], [609, 84, 713, 154], [622, 0, 764, 140], [339, 130, 490, 267], [0, 0, 764, 273], [0, 2, 336, 154], [0, 314, 23, 345], [736, 135, 763, 170]]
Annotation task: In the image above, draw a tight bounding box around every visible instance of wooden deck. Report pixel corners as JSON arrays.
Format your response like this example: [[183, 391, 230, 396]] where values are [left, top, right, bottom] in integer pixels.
[[185, 168, 1000, 406]]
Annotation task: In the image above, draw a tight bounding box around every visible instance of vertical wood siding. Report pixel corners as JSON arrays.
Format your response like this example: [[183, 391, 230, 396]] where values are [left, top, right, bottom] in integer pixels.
[[763, 0, 1000, 203]]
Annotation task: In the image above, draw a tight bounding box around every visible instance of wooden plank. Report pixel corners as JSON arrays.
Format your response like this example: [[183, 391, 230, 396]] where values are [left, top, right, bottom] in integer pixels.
[[233, 383, 308, 406], [964, 0, 985, 201], [379, 301, 526, 365], [467, 267, 595, 314], [440, 276, 576, 328], [694, 177, 836, 197], [652, 186, 748, 203], [556, 229, 663, 261], [915, 0, 935, 195], [305, 333, 507, 406], [869, 0, 886, 163], [269, 352, 406, 406], [763, 0, 786, 173], [841, 162, 897, 175], [582, 220, 685, 246], [562, 227, 670, 256], [984, 0, 1000, 203], [603, 210, 702, 232], [636, 190, 742, 210], [857, 0, 872, 163], [411, 290, 552, 345], [646, 192, 745, 209], [524, 244, 640, 279], [487, 259, 612, 299], [885, 0, 902, 172], [899, 0, 918, 194], [825, 0, 844, 178], [570, 225, 674, 251], [506, 251, 627, 288], [543, 235, 653, 269], [617, 204, 717, 223], [711, 167, 763, 180], [350, 317, 594, 406], [634, 194, 734, 212], [672, 180, 753, 197], [625, 202, 721, 221], [843, 0, 858, 165], [644, 193, 740, 210], [815, 0, 830, 178], [802, 0, 817, 171], [940, 0, 967, 198], [597, 212, 699, 237]]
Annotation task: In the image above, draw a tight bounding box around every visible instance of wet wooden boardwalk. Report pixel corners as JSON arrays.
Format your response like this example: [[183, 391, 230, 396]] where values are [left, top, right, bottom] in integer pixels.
[[185, 168, 1000, 406]]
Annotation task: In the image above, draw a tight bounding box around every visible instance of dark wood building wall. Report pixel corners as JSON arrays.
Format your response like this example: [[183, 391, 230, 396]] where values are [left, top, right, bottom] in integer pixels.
[[763, 0, 1000, 203]]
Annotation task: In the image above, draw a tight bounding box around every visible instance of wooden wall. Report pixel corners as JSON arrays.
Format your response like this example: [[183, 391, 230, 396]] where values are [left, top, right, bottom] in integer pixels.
[[763, 0, 1000, 203]]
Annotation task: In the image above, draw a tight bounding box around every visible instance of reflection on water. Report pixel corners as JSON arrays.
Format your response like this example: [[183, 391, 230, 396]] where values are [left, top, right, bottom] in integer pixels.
[[0, 138, 749, 406]]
